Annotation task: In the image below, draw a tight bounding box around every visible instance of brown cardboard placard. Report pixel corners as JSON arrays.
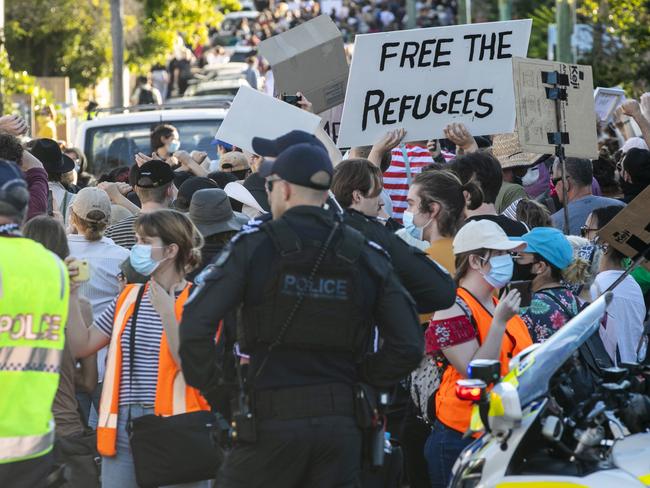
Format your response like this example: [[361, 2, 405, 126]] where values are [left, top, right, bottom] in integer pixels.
[[259, 15, 348, 114], [598, 185, 650, 271], [512, 57, 598, 159]]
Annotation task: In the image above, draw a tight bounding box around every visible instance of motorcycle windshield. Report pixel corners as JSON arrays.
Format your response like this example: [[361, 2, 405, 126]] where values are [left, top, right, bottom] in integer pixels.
[[506, 293, 612, 406]]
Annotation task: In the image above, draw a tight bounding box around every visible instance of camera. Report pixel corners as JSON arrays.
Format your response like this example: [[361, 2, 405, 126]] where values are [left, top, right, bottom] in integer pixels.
[[281, 93, 302, 107]]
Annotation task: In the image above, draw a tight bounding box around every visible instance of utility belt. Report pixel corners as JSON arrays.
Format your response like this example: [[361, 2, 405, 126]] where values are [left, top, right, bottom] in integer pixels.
[[254, 383, 355, 420]]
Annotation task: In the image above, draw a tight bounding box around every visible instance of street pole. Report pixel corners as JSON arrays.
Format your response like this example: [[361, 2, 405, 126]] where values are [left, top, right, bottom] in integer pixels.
[[406, 0, 416, 29], [110, 0, 124, 107], [0, 0, 5, 115], [498, 0, 512, 21], [556, 0, 574, 63], [457, 0, 467, 24]]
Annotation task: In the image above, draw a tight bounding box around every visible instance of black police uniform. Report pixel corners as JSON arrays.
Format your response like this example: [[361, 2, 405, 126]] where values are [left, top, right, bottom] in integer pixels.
[[342, 208, 456, 314], [179, 205, 423, 488]]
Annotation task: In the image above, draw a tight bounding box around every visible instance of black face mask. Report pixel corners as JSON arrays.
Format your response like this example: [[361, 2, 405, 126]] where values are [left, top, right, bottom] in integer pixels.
[[512, 261, 535, 282]]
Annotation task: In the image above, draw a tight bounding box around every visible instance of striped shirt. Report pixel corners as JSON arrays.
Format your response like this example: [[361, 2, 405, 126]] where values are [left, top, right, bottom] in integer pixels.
[[95, 289, 183, 406], [104, 215, 137, 250], [384, 145, 455, 223]]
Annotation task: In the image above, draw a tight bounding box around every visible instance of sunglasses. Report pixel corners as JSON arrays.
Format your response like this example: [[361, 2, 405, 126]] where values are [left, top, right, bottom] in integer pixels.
[[265, 177, 282, 192]]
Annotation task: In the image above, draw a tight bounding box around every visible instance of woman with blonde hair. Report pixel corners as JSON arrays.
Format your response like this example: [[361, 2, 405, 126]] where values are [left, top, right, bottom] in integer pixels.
[[65, 209, 211, 487]]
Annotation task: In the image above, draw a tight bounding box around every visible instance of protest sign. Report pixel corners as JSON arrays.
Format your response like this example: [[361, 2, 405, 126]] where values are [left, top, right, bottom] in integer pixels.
[[319, 104, 344, 144], [512, 57, 598, 159], [321, 0, 344, 16], [594, 87, 626, 122], [599, 185, 650, 271], [259, 15, 349, 114], [214, 86, 322, 154], [337, 19, 532, 148]]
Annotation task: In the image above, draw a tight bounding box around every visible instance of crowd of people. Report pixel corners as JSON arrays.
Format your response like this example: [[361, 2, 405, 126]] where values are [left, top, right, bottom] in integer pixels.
[[2, 82, 650, 487]]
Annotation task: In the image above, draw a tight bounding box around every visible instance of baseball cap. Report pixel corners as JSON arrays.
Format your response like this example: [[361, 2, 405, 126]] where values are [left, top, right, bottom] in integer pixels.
[[72, 187, 111, 223], [219, 151, 250, 172], [258, 143, 333, 190], [252, 130, 325, 157], [135, 160, 174, 188], [211, 139, 233, 151], [517, 227, 574, 270], [453, 219, 526, 255]]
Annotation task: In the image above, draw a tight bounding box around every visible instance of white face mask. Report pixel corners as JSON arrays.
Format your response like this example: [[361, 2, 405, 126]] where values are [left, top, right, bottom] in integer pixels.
[[522, 166, 539, 187]]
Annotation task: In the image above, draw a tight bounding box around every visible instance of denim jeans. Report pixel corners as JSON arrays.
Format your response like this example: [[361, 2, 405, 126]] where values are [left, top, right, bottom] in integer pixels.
[[101, 405, 213, 488], [423, 420, 472, 488]]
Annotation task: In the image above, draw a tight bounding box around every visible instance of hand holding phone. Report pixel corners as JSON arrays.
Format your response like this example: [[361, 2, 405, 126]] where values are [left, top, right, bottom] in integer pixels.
[[504, 280, 533, 308], [69, 259, 90, 283], [281, 93, 302, 107]]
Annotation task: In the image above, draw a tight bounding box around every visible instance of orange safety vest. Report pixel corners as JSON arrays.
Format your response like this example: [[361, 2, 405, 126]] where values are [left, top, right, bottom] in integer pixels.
[[96, 282, 210, 457], [435, 287, 533, 434]]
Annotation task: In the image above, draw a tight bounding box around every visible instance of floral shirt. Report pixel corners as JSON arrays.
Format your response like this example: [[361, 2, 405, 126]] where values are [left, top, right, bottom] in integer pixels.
[[521, 287, 579, 343]]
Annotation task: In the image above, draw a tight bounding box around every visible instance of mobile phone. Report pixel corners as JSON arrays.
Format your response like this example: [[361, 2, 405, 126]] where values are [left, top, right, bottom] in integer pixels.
[[281, 94, 302, 107], [70, 259, 90, 283], [47, 190, 54, 217], [505, 280, 532, 308]]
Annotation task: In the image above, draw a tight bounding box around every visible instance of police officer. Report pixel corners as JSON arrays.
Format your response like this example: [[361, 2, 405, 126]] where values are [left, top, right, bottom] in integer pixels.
[[330, 158, 456, 314], [179, 134, 424, 488], [0, 160, 70, 487]]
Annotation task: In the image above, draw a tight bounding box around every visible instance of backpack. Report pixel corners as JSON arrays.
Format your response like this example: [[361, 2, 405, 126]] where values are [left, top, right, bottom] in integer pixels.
[[138, 87, 156, 105]]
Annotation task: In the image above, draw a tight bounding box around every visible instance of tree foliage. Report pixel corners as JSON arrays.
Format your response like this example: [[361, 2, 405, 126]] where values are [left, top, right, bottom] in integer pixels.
[[578, 0, 650, 95], [127, 0, 240, 72], [0, 48, 54, 110], [4, 0, 112, 90]]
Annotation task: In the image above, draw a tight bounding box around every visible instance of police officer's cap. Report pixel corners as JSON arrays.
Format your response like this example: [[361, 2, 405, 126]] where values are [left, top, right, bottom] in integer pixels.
[[252, 130, 325, 158], [0, 159, 28, 215], [258, 143, 333, 190]]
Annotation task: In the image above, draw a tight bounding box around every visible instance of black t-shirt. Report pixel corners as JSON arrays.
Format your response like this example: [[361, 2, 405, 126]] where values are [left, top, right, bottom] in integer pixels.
[[466, 214, 527, 237]]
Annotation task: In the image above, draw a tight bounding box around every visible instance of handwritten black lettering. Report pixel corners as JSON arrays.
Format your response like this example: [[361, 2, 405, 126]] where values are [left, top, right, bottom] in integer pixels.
[[380, 42, 400, 71], [418, 39, 436, 67], [431, 91, 448, 114], [448, 89, 464, 114], [497, 31, 513, 59], [401, 42, 420, 68], [434, 38, 453, 67], [462, 89, 477, 114], [464, 33, 481, 62], [475, 88, 494, 118], [413, 94, 432, 119], [362, 90, 384, 130], [383, 97, 400, 124]]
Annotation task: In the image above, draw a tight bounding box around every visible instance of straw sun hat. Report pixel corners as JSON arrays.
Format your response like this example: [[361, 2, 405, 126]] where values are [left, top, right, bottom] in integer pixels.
[[491, 132, 544, 169]]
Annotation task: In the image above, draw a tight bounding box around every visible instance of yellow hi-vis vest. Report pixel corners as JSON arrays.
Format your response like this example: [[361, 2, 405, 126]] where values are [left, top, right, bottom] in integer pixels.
[[0, 237, 69, 464]]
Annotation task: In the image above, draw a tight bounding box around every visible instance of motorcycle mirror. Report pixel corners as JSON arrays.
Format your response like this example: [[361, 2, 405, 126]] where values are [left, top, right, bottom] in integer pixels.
[[456, 379, 487, 402], [467, 359, 501, 386]]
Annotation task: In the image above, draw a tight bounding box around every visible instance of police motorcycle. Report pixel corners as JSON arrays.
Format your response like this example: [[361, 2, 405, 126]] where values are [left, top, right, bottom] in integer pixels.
[[449, 292, 650, 488]]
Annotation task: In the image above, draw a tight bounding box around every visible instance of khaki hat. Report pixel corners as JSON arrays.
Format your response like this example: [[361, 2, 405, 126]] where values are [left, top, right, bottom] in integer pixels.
[[453, 219, 525, 255], [219, 152, 250, 172], [491, 132, 544, 169], [72, 187, 111, 223], [189, 188, 248, 238]]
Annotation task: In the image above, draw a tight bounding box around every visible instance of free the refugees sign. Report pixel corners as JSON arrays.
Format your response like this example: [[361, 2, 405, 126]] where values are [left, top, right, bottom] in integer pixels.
[[337, 20, 532, 148]]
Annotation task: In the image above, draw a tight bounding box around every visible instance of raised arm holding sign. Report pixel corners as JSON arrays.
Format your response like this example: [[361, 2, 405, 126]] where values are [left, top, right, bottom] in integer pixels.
[[337, 20, 532, 148]]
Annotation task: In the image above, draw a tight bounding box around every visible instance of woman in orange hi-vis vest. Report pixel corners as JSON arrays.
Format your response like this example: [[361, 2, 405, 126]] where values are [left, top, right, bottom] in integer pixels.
[[65, 210, 213, 488], [423, 219, 533, 488]]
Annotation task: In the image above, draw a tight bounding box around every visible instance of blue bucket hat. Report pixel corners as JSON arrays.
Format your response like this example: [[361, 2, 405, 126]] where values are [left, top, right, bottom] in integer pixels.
[[516, 227, 574, 270]]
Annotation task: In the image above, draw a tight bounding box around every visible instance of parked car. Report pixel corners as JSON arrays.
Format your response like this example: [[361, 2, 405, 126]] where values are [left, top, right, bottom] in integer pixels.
[[184, 78, 250, 98], [76, 106, 228, 176], [213, 11, 260, 46]]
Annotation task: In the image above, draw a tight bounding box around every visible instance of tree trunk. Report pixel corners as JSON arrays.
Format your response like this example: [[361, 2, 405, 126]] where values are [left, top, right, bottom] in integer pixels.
[[111, 0, 124, 107]]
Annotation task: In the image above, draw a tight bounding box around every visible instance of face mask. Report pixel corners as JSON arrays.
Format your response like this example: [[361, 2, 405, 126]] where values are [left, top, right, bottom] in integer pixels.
[[403, 211, 432, 241], [480, 254, 514, 289], [168, 140, 181, 153], [521, 167, 539, 187], [130, 244, 165, 276], [512, 262, 535, 282]]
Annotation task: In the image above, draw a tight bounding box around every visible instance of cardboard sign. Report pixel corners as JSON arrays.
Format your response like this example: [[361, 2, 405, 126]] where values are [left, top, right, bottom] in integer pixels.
[[214, 85, 322, 154], [319, 104, 344, 144], [594, 87, 625, 122], [599, 185, 650, 271], [337, 19, 532, 148], [259, 15, 349, 114], [512, 57, 598, 159]]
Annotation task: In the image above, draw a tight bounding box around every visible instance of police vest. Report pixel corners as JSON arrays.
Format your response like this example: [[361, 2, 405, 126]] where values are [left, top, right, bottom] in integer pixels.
[[240, 219, 369, 353], [435, 287, 533, 434], [0, 237, 69, 464], [97, 283, 210, 457]]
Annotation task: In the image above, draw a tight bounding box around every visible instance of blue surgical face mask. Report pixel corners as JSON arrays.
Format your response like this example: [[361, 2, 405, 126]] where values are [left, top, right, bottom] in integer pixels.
[[168, 140, 180, 153], [403, 210, 432, 241], [480, 254, 514, 289], [130, 244, 164, 276]]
